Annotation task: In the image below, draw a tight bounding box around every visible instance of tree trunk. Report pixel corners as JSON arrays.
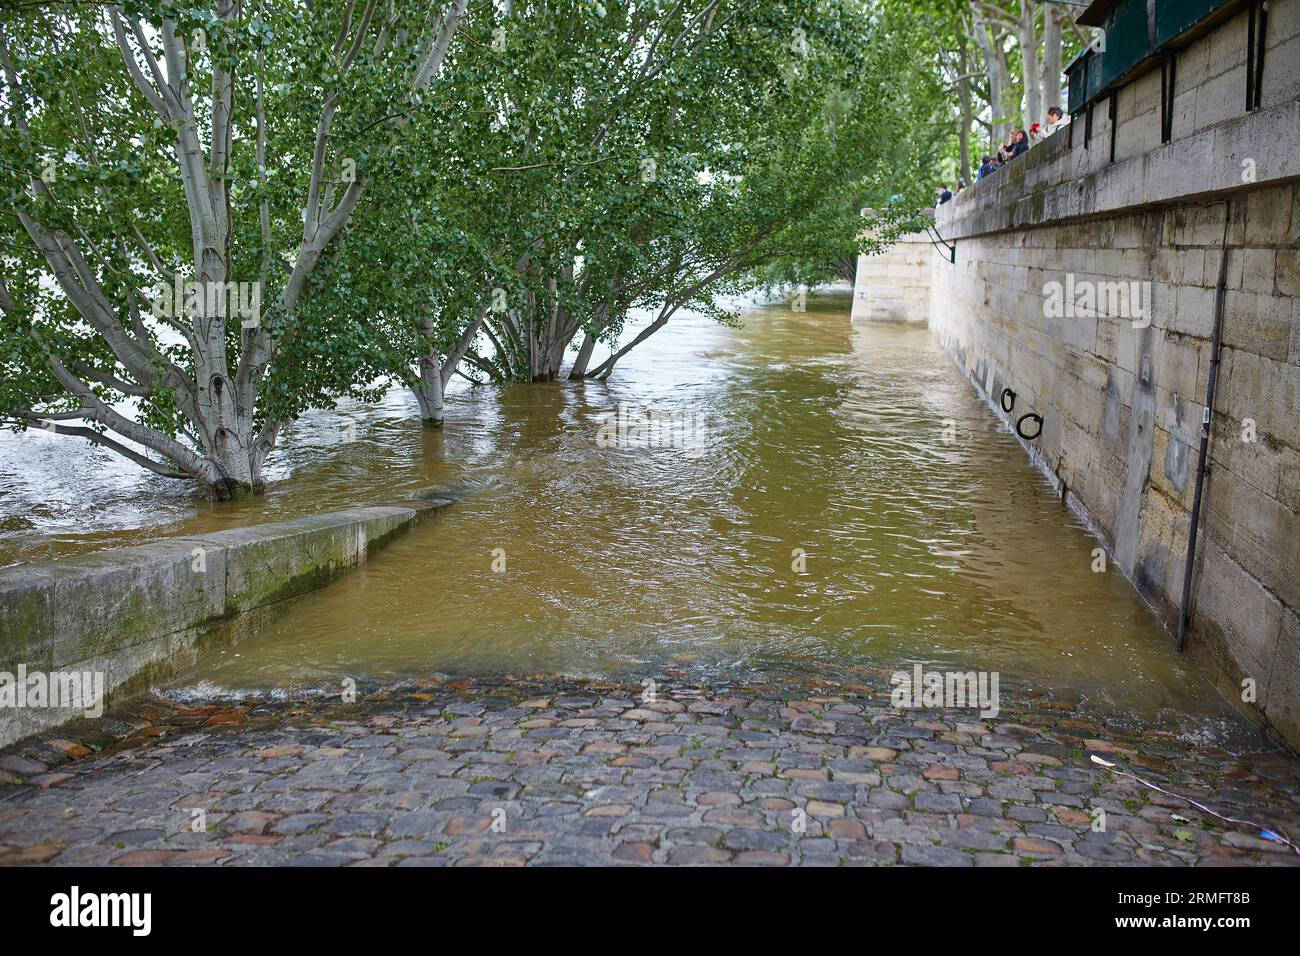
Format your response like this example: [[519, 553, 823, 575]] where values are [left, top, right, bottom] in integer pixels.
[[535, 312, 576, 380], [413, 352, 445, 428], [1041, 6, 1065, 113], [958, 43, 973, 183], [411, 299, 494, 423], [569, 333, 597, 379], [973, 7, 1012, 149], [586, 302, 680, 380], [1016, 1, 1041, 129], [495, 291, 580, 381], [413, 311, 445, 427]]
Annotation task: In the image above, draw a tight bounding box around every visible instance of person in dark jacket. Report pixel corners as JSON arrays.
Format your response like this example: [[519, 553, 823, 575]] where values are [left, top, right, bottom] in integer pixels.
[[976, 155, 993, 180], [1006, 129, 1029, 159]]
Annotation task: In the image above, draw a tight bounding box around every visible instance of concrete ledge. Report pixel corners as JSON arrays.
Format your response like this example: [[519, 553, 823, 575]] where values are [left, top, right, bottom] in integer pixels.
[[0, 492, 450, 746]]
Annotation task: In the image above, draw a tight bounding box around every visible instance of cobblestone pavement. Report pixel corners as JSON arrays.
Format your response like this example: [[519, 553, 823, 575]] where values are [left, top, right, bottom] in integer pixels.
[[2, 670, 1299, 867]]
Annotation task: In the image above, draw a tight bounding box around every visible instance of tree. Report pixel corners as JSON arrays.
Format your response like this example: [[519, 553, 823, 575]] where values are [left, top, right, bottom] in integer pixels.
[[972, 1, 1083, 141], [899, 0, 1086, 171], [392, 0, 938, 408], [878, 0, 980, 185], [2, 0, 949, 478], [296, 0, 936, 429], [0, 1, 467, 496]]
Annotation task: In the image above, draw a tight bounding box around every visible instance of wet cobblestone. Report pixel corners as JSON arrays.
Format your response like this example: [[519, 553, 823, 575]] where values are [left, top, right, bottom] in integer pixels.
[[2, 671, 1298, 867]]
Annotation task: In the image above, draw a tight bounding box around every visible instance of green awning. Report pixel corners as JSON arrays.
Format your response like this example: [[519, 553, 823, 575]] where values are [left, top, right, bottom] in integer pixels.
[[1066, 0, 1242, 114]]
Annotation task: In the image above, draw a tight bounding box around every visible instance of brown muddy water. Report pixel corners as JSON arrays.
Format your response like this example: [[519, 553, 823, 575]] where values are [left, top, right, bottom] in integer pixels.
[[0, 291, 1253, 744]]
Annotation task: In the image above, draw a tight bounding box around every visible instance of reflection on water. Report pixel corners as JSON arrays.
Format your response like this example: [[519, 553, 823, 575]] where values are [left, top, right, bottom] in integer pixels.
[[0, 291, 1250, 743]]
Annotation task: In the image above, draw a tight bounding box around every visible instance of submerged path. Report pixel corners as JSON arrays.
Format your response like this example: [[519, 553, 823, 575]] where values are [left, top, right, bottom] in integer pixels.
[[2, 670, 1297, 867]]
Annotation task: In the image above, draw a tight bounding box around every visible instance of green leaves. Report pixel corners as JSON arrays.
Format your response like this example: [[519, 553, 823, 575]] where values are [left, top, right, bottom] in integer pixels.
[[1, 0, 937, 485]]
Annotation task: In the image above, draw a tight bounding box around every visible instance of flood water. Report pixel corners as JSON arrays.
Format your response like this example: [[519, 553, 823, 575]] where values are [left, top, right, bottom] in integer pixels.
[[0, 290, 1250, 743]]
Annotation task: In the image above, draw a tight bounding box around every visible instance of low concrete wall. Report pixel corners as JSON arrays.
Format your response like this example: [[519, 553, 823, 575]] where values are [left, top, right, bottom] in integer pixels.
[[856, 0, 1300, 749], [0, 492, 449, 746]]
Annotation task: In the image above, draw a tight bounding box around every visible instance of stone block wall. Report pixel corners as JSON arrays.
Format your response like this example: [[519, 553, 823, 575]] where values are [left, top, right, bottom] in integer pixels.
[[892, 1, 1300, 748], [0, 496, 449, 746], [851, 230, 935, 324]]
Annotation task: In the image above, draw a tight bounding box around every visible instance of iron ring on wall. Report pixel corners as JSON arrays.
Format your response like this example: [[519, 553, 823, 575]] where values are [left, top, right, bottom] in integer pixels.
[[1000, 388, 1016, 413], [1016, 413, 1043, 441]]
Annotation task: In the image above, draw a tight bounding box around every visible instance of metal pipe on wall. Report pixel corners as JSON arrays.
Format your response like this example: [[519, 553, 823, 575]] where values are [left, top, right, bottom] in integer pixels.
[[1177, 200, 1232, 653]]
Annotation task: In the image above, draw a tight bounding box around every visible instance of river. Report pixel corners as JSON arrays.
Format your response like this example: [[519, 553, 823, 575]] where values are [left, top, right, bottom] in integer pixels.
[[0, 290, 1250, 744]]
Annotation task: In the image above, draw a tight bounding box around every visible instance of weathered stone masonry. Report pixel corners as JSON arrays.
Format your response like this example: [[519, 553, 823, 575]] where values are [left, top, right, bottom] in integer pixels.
[[0, 493, 450, 747], [859, 1, 1300, 748], [850, 222, 935, 325]]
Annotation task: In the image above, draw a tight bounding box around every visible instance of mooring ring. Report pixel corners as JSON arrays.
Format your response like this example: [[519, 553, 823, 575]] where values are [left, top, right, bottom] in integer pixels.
[[1016, 413, 1043, 440], [1000, 388, 1016, 413]]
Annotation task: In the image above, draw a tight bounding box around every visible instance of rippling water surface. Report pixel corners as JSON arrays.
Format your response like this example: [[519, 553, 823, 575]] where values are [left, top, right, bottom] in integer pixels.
[[0, 291, 1249, 742]]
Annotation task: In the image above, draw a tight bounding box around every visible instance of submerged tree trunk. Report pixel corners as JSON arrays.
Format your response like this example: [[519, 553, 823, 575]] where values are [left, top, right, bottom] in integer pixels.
[[569, 333, 597, 379], [586, 300, 682, 380], [410, 302, 490, 426], [414, 354, 445, 428], [533, 313, 577, 380], [412, 312, 446, 427], [489, 282, 582, 382]]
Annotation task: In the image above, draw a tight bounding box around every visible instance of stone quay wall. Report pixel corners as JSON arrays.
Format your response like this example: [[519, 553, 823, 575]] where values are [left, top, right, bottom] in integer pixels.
[[850, 228, 935, 325], [854, 0, 1300, 748], [0, 494, 449, 746]]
